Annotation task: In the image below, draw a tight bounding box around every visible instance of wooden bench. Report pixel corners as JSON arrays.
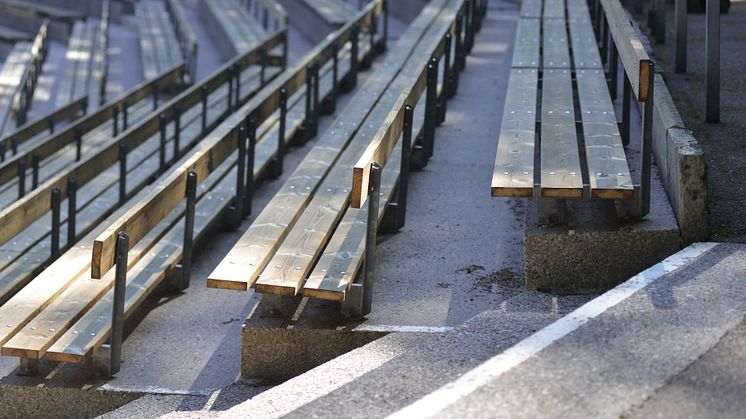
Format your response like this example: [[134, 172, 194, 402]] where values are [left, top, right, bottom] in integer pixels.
[[0, 4, 384, 376], [200, 0, 268, 61], [56, 1, 110, 109], [0, 28, 290, 375], [164, 0, 198, 82], [0, 22, 48, 136], [207, 0, 482, 320], [491, 0, 653, 222], [136, 1, 183, 81], [0, 0, 80, 42]]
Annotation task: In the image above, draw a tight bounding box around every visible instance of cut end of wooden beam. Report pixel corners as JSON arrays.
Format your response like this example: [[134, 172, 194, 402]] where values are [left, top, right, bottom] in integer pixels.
[[540, 188, 583, 199], [1, 346, 39, 359], [491, 187, 533, 197], [301, 288, 345, 302], [46, 350, 87, 364], [91, 240, 104, 279], [206, 278, 250, 291], [351, 166, 366, 209], [639, 59, 651, 102], [592, 188, 635, 200], [254, 283, 298, 296]]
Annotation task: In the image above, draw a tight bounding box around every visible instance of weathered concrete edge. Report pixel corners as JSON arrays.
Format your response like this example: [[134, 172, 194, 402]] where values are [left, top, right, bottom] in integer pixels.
[[0, 383, 143, 418]]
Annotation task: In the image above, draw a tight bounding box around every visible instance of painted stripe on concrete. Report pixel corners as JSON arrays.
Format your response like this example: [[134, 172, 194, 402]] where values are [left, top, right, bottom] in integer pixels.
[[388, 242, 719, 419], [353, 325, 454, 334]]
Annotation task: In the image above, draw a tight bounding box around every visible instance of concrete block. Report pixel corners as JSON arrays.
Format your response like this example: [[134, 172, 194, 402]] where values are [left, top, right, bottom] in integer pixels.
[[651, 75, 709, 243], [524, 167, 681, 293], [241, 296, 386, 381]]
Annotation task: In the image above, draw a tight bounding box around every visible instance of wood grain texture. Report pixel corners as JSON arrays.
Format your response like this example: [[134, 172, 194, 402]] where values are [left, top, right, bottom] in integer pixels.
[[511, 18, 540, 68]]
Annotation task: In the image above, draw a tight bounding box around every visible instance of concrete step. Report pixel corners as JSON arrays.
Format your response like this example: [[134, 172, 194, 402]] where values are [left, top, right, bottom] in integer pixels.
[[387, 242, 746, 418]]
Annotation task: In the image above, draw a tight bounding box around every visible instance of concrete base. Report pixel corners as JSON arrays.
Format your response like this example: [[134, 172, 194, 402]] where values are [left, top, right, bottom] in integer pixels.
[[524, 165, 681, 294], [241, 296, 387, 381]]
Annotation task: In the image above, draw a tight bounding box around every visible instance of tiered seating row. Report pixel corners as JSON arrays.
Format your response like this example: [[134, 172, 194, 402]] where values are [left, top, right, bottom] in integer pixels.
[[137, 1, 182, 80], [165, 0, 198, 81], [200, 0, 268, 60], [0, 22, 48, 136], [56, 1, 109, 109]]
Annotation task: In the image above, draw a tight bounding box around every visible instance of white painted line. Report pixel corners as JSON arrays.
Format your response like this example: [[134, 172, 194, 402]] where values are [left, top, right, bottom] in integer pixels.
[[353, 325, 454, 334], [388, 243, 719, 419]]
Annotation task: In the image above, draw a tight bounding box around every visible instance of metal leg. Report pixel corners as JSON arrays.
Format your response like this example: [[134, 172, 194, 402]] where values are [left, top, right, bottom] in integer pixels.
[[174, 104, 181, 159], [153, 83, 159, 111], [397, 105, 413, 229], [123, 99, 129, 131], [11, 136, 17, 155], [674, 0, 687, 73], [362, 162, 381, 316], [349, 24, 359, 89], [234, 125, 246, 228], [180, 171, 197, 291], [17, 159, 25, 198], [112, 105, 119, 136], [609, 44, 618, 101], [622, 77, 631, 147], [304, 64, 313, 144], [109, 232, 128, 377], [0, 142, 5, 162], [705, 0, 720, 122], [48, 117, 54, 134], [159, 113, 166, 172], [236, 61, 243, 105], [312, 62, 320, 137], [201, 85, 208, 134], [424, 57, 439, 159], [67, 176, 77, 247], [637, 65, 655, 217], [119, 143, 127, 204], [18, 357, 38, 376], [244, 114, 257, 217], [270, 87, 287, 178], [228, 65, 235, 112], [51, 187, 61, 259], [453, 13, 463, 92], [260, 47, 267, 86], [380, 0, 388, 52], [75, 127, 82, 161], [31, 153, 39, 189], [655, 0, 666, 44]]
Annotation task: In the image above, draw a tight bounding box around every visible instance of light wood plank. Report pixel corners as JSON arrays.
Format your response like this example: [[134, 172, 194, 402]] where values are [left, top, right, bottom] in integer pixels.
[[539, 68, 582, 197], [568, 14, 602, 69], [576, 69, 633, 198], [511, 18, 540, 68], [491, 68, 538, 197], [520, 0, 542, 18], [541, 18, 570, 69], [543, 0, 565, 19]]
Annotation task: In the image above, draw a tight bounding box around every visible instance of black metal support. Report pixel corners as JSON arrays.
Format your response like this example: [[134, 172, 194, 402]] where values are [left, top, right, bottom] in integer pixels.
[[349, 24, 359, 89], [453, 13, 464, 92], [51, 187, 61, 259], [153, 83, 159, 111], [362, 162, 381, 316], [233, 125, 246, 228], [17, 159, 25, 199], [326, 42, 339, 114], [456, 12, 466, 71], [270, 87, 288, 178], [235, 61, 242, 105], [465, 0, 474, 54], [180, 171, 197, 291], [112, 105, 119, 136], [159, 113, 166, 172], [119, 143, 127, 204], [609, 43, 618, 101], [123, 99, 129, 131], [424, 56, 439, 158], [282, 31, 288, 71], [174, 104, 181, 159], [48, 117, 54, 134], [312, 62, 320, 137], [303, 64, 314, 144], [31, 153, 39, 189], [109, 232, 128, 377], [0, 142, 5, 162], [244, 114, 257, 217], [11, 136, 17, 155], [201, 85, 208, 134], [67, 176, 77, 247], [228, 64, 235, 112], [622, 77, 631, 147], [380, 0, 388, 52], [444, 32, 454, 100], [397, 105, 413, 229], [75, 127, 82, 161], [260, 47, 267, 85], [637, 64, 655, 217]]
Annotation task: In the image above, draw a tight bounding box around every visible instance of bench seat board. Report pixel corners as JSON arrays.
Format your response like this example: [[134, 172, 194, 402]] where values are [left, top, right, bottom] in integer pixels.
[[599, 0, 650, 100], [520, 0, 542, 18], [539, 68, 582, 198], [491, 68, 537, 197], [576, 69, 633, 198], [511, 18, 539, 68], [303, 0, 358, 25], [543, 0, 565, 19], [567, 0, 591, 20], [541, 18, 570, 69], [568, 15, 602, 69]]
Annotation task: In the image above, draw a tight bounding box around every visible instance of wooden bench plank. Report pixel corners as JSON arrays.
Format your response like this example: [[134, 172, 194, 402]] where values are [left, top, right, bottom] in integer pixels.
[[208, 0, 451, 291], [511, 19, 539, 68], [541, 18, 570, 69], [576, 68, 633, 198], [491, 68, 538, 197], [543, 0, 565, 19], [520, 0, 542, 18], [568, 14, 602, 69], [539, 68, 582, 197]]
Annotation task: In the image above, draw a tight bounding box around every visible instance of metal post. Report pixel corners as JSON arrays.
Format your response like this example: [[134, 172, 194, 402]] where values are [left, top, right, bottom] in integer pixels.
[[51, 187, 61, 259], [75, 127, 82, 161], [110, 232, 128, 377], [398, 106, 413, 229], [304, 64, 313, 143], [228, 65, 235, 112], [622, 77, 631, 147], [260, 47, 267, 85], [674, 0, 687, 73], [17, 159, 25, 198], [424, 57, 439, 158], [444, 33, 454, 100], [31, 153, 39, 189], [454, 13, 464, 91], [67, 176, 76, 247], [234, 125, 246, 228], [244, 114, 257, 216], [153, 82, 159, 111], [48, 117, 54, 134], [312, 62, 320, 136], [123, 99, 129, 131], [362, 162, 381, 316], [272, 87, 288, 177], [0, 142, 5, 162], [282, 31, 288, 71], [382, 0, 388, 52], [609, 43, 618, 101], [181, 171, 197, 291], [639, 64, 655, 217], [112, 105, 119, 136], [11, 136, 17, 155], [655, 0, 666, 44], [705, 0, 720, 123], [349, 24, 359, 89], [465, 0, 474, 53], [119, 143, 127, 204], [457, 12, 466, 70], [235, 61, 242, 105], [201, 85, 208, 134], [330, 42, 339, 112], [159, 113, 166, 172], [174, 104, 181, 159]]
